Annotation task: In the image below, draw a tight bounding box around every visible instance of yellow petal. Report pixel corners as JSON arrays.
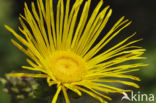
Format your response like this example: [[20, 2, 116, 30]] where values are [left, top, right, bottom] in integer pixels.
[[7, 73, 48, 78], [52, 86, 62, 103], [62, 86, 70, 103]]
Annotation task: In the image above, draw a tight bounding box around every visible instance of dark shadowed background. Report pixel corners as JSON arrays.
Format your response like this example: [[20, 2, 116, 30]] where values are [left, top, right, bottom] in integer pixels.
[[0, 0, 156, 103]]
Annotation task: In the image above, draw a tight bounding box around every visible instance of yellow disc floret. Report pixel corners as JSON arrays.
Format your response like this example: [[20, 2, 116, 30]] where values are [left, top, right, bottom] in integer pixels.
[[50, 51, 87, 83]]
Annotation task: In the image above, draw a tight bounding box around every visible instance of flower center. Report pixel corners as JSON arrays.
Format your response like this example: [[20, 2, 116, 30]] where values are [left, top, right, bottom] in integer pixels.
[[50, 51, 87, 83]]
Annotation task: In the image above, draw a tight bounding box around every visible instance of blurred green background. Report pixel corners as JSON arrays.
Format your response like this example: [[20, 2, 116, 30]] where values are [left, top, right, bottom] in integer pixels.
[[0, 0, 156, 103]]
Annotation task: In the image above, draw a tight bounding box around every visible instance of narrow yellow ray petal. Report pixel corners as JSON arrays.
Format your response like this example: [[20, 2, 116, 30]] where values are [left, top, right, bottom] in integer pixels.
[[89, 44, 145, 68], [90, 48, 145, 67], [26, 54, 42, 66], [78, 83, 112, 100], [26, 59, 38, 67], [101, 39, 142, 60], [90, 63, 147, 74], [21, 18, 48, 57], [18, 18, 39, 51], [95, 83, 131, 93], [38, 0, 46, 18], [64, 0, 83, 49], [72, 81, 118, 94], [50, 0, 57, 47], [97, 53, 145, 69], [92, 85, 124, 93], [25, 58, 47, 73], [71, 0, 91, 49], [63, 0, 70, 30], [88, 32, 137, 64], [11, 39, 41, 66], [89, 88, 112, 100], [62, 0, 70, 49], [7, 73, 48, 78], [47, 77, 58, 86], [44, 0, 55, 51], [66, 0, 83, 48], [18, 27, 36, 49], [113, 64, 148, 73], [18, 18, 35, 44], [11, 39, 27, 54], [84, 16, 126, 60], [94, 85, 131, 94], [26, 59, 51, 76], [24, 2, 48, 52], [5, 25, 29, 47], [21, 66, 46, 73], [115, 19, 129, 29], [56, 0, 61, 49], [35, 1, 50, 48], [62, 86, 70, 103], [64, 84, 82, 96], [75, 0, 103, 52], [79, 6, 111, 56], [83, 9, 112, 55], [86, 72, 141, 81], [94, 21, 132, 53], [94, 79, 140, 88], [75, 81, 131, 94], [10, 30, 42, 66], [59, 0, 64, 47], [115, 69, 140, 74], [6, 25, 48, 70], [74, 86, 106, 103], [52, 86, 62, 103], [86, 21, 132, 61], [31, 2, 40, 21]]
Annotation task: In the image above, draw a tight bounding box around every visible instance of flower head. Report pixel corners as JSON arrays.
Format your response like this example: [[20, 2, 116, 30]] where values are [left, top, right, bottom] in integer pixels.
[[5, 0, 147, 103]]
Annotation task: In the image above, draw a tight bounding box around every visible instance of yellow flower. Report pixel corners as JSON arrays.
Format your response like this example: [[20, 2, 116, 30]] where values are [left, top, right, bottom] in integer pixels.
[[5, 0, 147, 103]]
